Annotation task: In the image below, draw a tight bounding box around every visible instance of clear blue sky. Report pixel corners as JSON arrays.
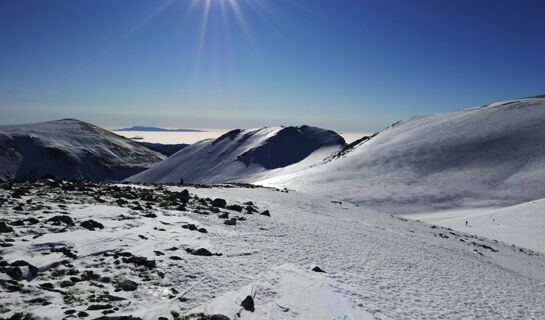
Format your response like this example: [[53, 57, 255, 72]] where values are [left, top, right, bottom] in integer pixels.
[[1, 0, 544, 132]]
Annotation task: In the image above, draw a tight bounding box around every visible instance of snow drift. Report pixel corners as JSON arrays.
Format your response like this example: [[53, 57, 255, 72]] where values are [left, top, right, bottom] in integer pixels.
[[0, 119, 165, 181], [259, 97, 545, 213], [127, 125, 346, 184]]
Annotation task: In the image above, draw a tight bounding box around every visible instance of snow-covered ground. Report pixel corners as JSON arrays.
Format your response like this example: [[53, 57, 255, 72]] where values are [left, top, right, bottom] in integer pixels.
[[0, 119, 165, 181], [258, 97, 545, 214], [1, 180, 544, 319], [404, 198, 545, 254]]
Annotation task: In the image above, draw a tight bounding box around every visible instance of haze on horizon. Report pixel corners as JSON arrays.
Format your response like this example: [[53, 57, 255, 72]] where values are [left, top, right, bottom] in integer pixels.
[[1, 0, 545, 132]]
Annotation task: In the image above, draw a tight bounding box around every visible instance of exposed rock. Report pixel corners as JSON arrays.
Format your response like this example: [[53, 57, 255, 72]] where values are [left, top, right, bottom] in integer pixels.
[[245, 206, 258, 214], [60, 280, 74, 288], [312, 266, 326, 273], [218, 212, 229, 219], [224, 218, 237, 226], [260, 210, 270, 217], [87, 304, 113, 310], [167, 189, 190, 203], [212, 198, 227, 208], [80, 219, 104, 231], [122, 256, 156, 269], [1, 221, 15, 233], [240, 295, 255, 310], [47, 215, 74, 226], [225, 204, 242, 212], [5, 266, 24, 281], [191, 248, 213, 256], [118, 279, 138, 291]]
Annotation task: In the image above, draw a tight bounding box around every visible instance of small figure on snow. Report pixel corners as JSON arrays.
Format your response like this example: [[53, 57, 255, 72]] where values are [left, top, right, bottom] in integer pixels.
[[465, 220, 468, 227]]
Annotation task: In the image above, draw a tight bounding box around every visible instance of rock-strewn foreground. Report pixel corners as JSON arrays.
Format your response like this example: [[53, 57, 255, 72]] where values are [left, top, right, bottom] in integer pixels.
[[1, 178, 545, 319]]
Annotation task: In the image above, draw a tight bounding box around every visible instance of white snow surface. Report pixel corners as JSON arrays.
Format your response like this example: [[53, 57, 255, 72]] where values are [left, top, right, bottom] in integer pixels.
[[0, 119, 165, 181], [404, 197, 545, 253], [127, 125, 345, 184], [258, 98, 545, 214], [2, 184, 545, 319]]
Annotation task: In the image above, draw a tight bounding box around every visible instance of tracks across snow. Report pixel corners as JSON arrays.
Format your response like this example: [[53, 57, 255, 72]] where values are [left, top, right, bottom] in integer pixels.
[[0, 181, 544, 319]]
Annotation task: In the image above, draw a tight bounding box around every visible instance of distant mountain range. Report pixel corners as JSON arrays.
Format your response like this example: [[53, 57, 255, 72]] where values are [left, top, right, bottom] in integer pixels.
[[113, 126, 205, 132]]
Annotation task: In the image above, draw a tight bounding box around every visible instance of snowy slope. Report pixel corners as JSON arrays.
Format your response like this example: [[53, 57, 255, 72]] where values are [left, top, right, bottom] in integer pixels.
[[404, 197, 545, 253], [128, 125, 345, 184], [1, 180, 544, 319], [259, 97, 545, 214], [0, 119, 165, 181]]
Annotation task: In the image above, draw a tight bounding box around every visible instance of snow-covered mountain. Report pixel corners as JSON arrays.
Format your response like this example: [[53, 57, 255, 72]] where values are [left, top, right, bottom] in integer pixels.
[[0, 119, 165, 181], [259, 97, 545, 214], [128, 125, 346, 184]]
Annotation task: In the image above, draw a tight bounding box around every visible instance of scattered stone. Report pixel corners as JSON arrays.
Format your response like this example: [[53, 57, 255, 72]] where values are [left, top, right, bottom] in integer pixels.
[[260, 210, 270, 217], [118, 279, 138, 291], [11, 260, 39, 279], [5, 267, 24, 281], [240, 295, 255, 310], [0, 221, 14, 233], [212, 198, 227, 208], [226, 204, 243, 212], [60, 280, 74, 288], [224, 218, 237, 226], [198, 228, 208, 233], [25, 217, 39, 225], [47, 215, 74, 226], [191, 248, 213, 256], [245, 206, 258, 214], [39, 282, 55, 290], [218, 212, 229, 219], [209, 315, 231, 320], [122, 256, 156, 269], [312, 266, 326, 273], [169, 256, 182, 261], [87, 304, 113, 310], [50, 246, 77, 259], [80, 219, 104, 231], [78, 311, 89, 318], [167, 190, 190, 203]]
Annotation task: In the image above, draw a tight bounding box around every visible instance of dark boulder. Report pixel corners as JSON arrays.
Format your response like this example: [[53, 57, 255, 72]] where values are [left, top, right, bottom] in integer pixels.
[[311, 266, 326, 273], [80, 219, 104, 231], [5, 267, 24, 281], [191, 248, 213, 256], [47, 215, 74, 226], [240, 295, 255, 310], [226, 204, 243, 212], [167, 189, 190, 203], [0, 221, 14, 233], [212, 198, 227, 208], [224, 218, 236, 226], [118, 279, 138, 291]]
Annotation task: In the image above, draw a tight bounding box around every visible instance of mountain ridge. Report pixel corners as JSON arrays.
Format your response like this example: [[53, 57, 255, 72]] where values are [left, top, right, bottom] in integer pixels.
[[0, 118, 165, 181]]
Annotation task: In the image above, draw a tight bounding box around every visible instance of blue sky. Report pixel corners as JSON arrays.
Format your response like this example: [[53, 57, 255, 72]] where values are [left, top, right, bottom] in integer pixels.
[[1, 0, 544, 132]]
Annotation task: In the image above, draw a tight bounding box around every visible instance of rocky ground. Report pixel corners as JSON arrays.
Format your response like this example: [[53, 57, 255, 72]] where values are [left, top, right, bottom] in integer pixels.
[[0, 177, 273, 320], [1, 177, 545, 320]]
